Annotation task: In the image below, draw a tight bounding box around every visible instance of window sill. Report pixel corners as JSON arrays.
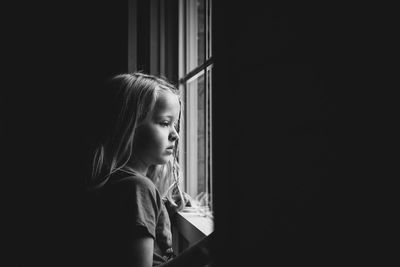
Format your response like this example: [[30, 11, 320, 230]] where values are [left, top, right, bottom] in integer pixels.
[[173, 209, 214, 245]]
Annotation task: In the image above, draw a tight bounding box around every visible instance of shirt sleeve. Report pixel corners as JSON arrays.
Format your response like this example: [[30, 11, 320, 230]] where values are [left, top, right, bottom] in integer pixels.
[[124, 176, 162, 240]]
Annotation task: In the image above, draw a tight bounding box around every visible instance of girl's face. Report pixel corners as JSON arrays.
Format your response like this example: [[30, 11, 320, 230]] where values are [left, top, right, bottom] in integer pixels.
[[132, 90, 180, 167]]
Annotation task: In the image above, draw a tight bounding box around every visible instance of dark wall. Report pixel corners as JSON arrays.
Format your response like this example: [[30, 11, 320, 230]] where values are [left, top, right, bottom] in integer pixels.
[[212, 2, 351, 266], [5, 1, 129, 265]]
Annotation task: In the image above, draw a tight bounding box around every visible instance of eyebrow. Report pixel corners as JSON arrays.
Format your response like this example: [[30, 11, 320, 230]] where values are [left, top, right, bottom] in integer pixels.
[[154, 115, 176, 120]]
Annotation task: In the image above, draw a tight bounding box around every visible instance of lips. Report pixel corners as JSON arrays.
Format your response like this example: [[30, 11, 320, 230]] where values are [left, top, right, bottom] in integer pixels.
[[165, 148, 174, 155]]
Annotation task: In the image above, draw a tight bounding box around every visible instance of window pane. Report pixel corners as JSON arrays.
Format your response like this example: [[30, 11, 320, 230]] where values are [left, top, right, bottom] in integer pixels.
[[186, 0, 205, 73], [197, 0, 205, 66], [181, 0, 213, 210], [185, 71, 207, 198], [206, 0, 212, 59], [197, 73, 206, 195]]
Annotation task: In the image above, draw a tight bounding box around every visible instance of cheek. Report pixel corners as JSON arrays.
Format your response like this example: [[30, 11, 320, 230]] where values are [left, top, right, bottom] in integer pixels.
[[133, 125, 164, 155]]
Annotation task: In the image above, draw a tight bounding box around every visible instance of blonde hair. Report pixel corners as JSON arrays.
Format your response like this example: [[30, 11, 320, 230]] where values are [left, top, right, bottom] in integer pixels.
[[89, 72, 185, 210]]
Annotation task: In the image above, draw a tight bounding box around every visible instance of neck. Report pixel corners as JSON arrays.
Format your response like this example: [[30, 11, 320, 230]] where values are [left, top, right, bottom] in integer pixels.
[[128, 159, 149, 176]]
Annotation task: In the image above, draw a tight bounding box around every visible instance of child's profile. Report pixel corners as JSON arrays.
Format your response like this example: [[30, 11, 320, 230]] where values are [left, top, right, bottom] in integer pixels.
[[84, 72, 215, 267]]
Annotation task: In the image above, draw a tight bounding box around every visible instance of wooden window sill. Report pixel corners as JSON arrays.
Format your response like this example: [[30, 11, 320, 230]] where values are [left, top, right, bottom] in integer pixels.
[[173, 209, 214, 245]]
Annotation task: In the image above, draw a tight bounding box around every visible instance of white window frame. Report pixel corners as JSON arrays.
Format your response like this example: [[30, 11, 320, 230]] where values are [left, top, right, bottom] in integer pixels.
[[172, 0, 213, 253], [179, 0, 213, 203]]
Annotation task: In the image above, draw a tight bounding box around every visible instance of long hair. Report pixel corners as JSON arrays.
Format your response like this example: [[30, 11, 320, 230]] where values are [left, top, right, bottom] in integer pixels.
[[88, 72, 185, 211]]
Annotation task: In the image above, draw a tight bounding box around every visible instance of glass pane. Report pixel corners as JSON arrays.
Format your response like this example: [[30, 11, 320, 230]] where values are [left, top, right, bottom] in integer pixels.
[[207, 0, 212, 59], [197, 0, 205, 66], [185, 71, 206, 200], [197, 73, 206, 196], [186, 0, 205, 73]]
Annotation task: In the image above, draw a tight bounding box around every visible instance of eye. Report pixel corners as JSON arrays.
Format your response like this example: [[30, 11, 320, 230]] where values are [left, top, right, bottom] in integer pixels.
[[160, 121, 170, 127]]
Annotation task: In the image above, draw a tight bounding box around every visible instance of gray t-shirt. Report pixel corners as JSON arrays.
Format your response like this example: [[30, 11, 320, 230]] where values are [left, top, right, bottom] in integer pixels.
[[87, 171, 174, 266]]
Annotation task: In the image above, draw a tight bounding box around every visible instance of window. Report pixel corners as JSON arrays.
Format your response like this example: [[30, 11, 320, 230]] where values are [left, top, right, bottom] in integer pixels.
[[127, 0, 213, 251], [178, 0, 213, 213]]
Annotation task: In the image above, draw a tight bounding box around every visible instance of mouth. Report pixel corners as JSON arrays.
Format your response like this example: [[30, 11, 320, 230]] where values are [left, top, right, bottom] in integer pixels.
[[166, 145, 175, 150]]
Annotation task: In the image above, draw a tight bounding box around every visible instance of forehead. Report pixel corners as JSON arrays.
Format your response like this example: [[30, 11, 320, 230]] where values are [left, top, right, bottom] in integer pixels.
[[151, 90, 180, 118]]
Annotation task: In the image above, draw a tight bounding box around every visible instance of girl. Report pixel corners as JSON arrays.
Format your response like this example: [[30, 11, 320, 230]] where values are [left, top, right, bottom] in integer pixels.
[[85, 72, 215, 267]]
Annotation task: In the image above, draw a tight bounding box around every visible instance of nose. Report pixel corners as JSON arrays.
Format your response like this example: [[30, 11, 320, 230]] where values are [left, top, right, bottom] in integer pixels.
[[169, 127, 179, 142]]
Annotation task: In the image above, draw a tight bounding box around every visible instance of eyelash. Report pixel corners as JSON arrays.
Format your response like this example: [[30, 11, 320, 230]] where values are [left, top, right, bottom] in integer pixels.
[[160, 121, 170, 127], [160, 121, 178, 129]]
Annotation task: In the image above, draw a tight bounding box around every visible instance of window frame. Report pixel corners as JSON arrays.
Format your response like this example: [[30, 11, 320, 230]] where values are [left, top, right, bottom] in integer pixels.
[[127, 0, 214, 254], [178, 0, 213, 207]]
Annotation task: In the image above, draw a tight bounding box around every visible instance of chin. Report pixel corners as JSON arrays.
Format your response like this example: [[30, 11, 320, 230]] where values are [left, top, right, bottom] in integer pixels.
[[155, 156, 171, 165]]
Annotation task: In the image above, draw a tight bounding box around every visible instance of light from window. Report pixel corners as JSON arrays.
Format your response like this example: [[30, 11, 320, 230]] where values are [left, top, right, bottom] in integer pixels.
[[179, 0, 213, 211]]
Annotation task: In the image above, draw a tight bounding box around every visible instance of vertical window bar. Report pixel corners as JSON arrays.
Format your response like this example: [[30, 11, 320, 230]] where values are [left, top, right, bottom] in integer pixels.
[[209, 0, 212, 210], [128, 0, 138, 73], [208, 0, 212, 58], [205, 0, 209, 59], [178, 0, 186, 192], [209, 66, 213, 211], [180, 83, 187, 193], [183, 0, 187, 78], [203, 0, 209, 207], [203, 0, 207, 65], [159, 0, 165, 76], [150, 0, 160, 75]]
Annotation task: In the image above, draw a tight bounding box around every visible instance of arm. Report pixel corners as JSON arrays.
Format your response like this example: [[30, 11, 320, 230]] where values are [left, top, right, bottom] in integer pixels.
[[128, 236, 155, 267]]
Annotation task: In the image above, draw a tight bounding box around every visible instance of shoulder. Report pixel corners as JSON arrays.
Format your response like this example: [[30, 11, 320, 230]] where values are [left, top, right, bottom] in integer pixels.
[[107, 172, 162, 206], [110, 172, 158, 192]]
